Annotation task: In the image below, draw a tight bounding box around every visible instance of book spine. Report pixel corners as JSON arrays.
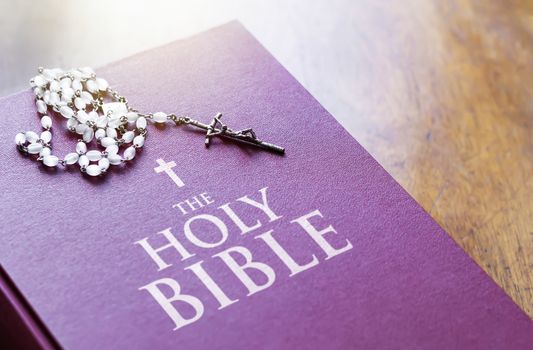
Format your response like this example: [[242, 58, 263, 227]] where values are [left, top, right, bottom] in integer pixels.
[[0, 266, 59, 349]]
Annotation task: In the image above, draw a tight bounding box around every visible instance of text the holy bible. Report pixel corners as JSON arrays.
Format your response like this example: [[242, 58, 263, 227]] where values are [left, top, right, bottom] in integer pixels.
[[134, 187, 353, 331]]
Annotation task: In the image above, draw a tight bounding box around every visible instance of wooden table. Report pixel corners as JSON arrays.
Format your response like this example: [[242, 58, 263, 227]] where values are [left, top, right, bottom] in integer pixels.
[[330, 0, 533, 318], [1, 0, 531, 317]]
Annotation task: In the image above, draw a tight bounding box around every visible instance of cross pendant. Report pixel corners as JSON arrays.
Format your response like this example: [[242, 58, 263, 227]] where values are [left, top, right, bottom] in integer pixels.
[[180, 113, 285, 155]]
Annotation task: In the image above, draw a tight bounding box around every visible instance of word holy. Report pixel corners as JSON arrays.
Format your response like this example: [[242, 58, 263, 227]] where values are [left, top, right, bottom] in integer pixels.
[[134, 187, 353, 330]]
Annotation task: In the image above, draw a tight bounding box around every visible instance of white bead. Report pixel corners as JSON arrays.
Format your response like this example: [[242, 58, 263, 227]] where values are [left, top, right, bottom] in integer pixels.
[[95, 128, 106, 140], [64, 152, 79, 165], [33, 75, 46, 87], [74, 97, 86, 110], [96, 116, 107, 128], [72, 79, 82, 91], [43, 71, 54, 82], [86, 79, 98, 93], [75, 123, 88, 134], [77, 110, 89, 123], [81, 91, 93, 104], [76, 141, 87, 154], [50, 68, 62, 76], [40, 130, 52, 143], [136, 117, 147, 129], [43, 91, 51, 104], [25, 131, 39, 143], [127, 112, 138, 122], [41, 115, 52, 129], [85, 164, 102, 176], [60, 77, 71, 89], [39, 147, 51, 157], [49, 80, 60, 92], [133, 135, 145, 147], [122, 131, 134, 143], [27, 143, 43, 154], [153, 112, 167, 123], [42, 69, 58, 81], [79, 67, 95, 77], [107, 117, 121, 129], [100, 137, 116, 147], [106, 127, 117, 138], [86, 150, 102, 161], [67, 117, 78, 129], [87, 112, 100, 123], [33, 87, 44, 98], [78, 155, 89, 167], [99, 157, 110, 171], [70, 69, 82, 80], [49, 92, 60, 106], [124, 146, 136, 160], [61, 87, 75, 101], [42, 155, 59, 167], [59, 106, 74, 118], [83, 128, 94, 143], [36, 100, 47, 114], [15, 133, 26, 145], [96, 78, 109, 91], [106, 144, 119, 154], [108, 153, 123, 165]]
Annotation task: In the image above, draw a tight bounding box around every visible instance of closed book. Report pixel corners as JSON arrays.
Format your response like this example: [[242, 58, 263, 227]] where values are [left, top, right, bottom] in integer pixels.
[[0, 21, 531, 349]]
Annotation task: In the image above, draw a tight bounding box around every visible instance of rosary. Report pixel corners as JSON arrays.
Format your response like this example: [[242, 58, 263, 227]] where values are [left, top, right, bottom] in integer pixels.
[[15, 67, 284, 176]]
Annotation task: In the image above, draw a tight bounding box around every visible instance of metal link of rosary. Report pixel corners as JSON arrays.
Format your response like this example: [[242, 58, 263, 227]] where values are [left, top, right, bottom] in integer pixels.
[[14, 67, 285, 176]]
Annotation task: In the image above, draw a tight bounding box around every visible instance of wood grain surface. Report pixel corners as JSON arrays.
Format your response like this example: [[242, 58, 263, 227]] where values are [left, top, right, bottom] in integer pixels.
[[0, 0, 531, 318], [333, 0, 533, 318]]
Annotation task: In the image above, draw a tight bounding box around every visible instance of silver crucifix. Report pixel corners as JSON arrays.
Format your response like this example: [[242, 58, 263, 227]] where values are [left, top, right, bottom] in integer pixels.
[[176, 113, 285, 154]]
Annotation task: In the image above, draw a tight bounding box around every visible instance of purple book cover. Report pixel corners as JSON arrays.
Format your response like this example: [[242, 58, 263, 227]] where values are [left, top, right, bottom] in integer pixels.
[[0, 22, 531, 349]]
